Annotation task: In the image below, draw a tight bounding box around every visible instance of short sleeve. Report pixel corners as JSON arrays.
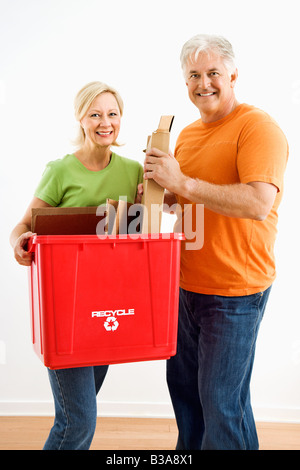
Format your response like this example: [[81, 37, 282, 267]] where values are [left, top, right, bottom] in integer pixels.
[[34, 161, 63, 206], [237, 120, 288, 192]]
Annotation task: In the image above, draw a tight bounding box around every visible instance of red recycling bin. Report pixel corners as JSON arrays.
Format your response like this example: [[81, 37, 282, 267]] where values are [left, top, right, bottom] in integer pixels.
[[27, 233, 183, 369]]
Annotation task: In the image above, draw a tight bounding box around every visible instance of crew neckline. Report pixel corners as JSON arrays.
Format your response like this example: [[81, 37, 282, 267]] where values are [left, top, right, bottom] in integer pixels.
[[199, 103, 246, 128], [71, 152, 116, 173]]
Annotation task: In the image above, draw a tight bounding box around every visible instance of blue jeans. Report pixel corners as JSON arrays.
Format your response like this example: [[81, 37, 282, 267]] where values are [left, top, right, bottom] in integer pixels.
[[43, 365, 109, 450], [167, 286, 271, 450]]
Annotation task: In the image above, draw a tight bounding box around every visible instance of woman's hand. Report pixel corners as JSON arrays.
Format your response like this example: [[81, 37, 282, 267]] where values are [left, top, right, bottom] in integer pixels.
[[13, 231, 36, 266], [10, 197, 52, 267], [135, 183, 143, 203]]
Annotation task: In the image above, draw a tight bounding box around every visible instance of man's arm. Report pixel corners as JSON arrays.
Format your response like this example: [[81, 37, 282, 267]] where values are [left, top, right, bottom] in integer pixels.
[[144, 148, 277, 221]]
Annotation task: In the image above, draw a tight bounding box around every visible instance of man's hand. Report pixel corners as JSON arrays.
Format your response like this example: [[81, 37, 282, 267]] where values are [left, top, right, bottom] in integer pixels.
[[144, 147, 185, 194]]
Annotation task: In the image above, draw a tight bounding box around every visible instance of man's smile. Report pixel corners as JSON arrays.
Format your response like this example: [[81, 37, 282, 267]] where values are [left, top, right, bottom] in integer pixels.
[[197, 92, 216, 97]]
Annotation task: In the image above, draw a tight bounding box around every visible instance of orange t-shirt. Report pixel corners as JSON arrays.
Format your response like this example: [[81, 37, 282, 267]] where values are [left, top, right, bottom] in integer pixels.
[[175, 103, 289, 296]]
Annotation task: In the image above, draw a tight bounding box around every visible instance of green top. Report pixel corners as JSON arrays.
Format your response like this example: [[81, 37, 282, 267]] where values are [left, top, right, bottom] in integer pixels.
[[34, 153, 143, 207]]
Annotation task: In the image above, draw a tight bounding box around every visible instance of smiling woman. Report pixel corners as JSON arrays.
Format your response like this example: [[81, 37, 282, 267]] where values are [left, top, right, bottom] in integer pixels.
[[9, 80, 143, 450], [75, 92, 122, 170], [73, 81, 124, 171], [84, 96, 120, 139]]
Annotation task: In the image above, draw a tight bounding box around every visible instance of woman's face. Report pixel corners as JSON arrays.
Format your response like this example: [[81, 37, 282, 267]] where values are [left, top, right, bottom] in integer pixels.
[[80, 92, 121, 148]]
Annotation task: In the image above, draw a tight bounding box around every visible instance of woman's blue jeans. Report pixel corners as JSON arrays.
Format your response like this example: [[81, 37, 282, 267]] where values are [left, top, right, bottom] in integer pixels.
[[43, 365, 109, 450], [167, 286, 271, 450]]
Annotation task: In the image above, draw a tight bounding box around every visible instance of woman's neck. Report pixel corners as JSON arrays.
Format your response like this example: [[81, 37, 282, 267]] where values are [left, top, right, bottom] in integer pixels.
[[74, 144, 112, 171]]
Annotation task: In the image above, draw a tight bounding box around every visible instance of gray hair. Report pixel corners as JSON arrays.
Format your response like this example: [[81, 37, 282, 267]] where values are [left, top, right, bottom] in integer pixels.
[[180, 34, 236, 76]]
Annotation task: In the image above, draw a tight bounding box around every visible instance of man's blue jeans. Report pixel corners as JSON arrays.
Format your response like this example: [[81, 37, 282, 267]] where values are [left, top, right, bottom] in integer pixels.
[[167, 286, 271, 450], [43, 365, 109, 450]]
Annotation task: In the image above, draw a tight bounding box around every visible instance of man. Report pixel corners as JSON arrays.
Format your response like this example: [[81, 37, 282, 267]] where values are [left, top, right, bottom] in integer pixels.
[[144, 34, 288, 450]]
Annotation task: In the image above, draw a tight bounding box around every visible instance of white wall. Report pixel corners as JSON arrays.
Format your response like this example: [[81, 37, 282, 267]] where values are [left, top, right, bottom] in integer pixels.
[[1, 0, 299, 422]]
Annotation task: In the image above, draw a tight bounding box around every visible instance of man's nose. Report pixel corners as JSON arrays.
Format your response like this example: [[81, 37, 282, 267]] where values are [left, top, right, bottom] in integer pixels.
[[199, 74, 211, 90]]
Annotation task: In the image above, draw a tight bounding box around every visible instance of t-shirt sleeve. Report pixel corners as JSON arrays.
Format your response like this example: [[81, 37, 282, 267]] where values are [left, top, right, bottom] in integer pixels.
[[237, 120, 288, 192], [34, 162, 63, 206]]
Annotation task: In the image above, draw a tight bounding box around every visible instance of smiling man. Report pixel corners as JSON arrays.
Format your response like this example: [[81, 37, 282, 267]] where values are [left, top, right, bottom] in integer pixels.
[[144, 34, 289, 450], [186, 49, 238, 123]]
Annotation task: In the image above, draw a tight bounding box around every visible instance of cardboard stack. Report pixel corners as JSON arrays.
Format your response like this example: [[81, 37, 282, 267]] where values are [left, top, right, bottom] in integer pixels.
[[140, 115, 174, 234], [31, 116, 175, 236]]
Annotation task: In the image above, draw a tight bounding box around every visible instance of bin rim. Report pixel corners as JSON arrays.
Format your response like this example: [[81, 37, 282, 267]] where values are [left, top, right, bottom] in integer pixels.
[[28, 232, 185, 249]]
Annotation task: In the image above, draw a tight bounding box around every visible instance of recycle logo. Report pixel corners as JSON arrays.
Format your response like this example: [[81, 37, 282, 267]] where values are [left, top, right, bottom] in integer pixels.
[[104, 316, 119, 332], [92, 308, 135, 332]]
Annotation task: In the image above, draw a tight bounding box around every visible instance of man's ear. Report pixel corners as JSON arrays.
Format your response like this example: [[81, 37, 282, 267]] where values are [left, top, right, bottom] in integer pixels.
[[230, 68, 238, 88]]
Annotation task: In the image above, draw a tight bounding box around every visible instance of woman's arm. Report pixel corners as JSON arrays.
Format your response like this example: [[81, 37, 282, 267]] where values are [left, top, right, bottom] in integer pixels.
[[10, 197, 52, 266]]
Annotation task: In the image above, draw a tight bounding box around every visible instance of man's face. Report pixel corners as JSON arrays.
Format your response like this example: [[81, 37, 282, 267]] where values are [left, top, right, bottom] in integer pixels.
[[185, 50, 238, 123]]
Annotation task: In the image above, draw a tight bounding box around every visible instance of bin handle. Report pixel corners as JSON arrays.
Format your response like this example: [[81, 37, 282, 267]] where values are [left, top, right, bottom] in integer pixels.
[[27, 236, 36, 253]]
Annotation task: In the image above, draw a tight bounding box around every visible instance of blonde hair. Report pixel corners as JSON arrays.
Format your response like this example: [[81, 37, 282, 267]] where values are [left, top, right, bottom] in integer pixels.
[[73, 81, 124, 148]]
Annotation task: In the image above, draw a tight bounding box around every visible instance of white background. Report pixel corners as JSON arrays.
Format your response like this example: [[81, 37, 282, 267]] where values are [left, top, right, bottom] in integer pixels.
[[0, 0, 299, 422]]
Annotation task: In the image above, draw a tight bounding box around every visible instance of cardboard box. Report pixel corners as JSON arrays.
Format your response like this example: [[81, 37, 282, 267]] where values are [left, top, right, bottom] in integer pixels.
[[31, 206, 104, 235], [141, 115, 174, 234], [32, 203, 142, 237]]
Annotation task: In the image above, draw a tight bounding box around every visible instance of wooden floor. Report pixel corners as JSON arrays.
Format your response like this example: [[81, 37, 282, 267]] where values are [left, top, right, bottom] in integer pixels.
[[0, 416, 299, 450]]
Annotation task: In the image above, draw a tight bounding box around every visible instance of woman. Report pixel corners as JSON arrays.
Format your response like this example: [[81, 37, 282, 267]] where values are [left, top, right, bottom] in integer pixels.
[[10, 81, 143, 449]]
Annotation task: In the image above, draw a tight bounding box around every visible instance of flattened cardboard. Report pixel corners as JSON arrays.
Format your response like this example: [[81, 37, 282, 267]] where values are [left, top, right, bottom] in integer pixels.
[[106, 199, 142, 235], [105, 199, 119, 234], [31, 207, 105, 235], [106, 199, 132, 235], [141, 115, 174, 234]]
